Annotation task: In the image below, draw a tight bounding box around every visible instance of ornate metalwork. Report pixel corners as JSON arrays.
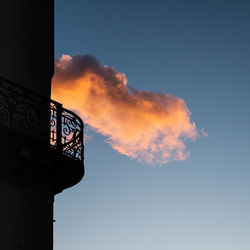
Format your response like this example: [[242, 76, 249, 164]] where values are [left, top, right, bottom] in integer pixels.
[[0, 77, 84, 162], [50, 101, 84, 161]]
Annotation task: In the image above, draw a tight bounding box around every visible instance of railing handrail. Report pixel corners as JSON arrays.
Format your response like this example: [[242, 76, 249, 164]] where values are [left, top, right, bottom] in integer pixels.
[[0, 76, 84, 131], [0, 76, 57, 102], [0, 77, 84, 163]]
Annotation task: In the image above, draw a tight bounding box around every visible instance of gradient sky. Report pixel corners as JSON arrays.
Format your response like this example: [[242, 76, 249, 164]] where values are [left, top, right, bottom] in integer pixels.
[[54, 1, 250, 249]]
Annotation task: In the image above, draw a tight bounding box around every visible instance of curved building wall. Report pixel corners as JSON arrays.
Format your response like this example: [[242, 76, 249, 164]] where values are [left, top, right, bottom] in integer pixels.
[[0, 0, 54, 98], [0, 1, 55, 250]]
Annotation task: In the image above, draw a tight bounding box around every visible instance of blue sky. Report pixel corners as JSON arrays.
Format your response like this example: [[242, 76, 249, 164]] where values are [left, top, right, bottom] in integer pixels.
[[54, 1, 250, 249]]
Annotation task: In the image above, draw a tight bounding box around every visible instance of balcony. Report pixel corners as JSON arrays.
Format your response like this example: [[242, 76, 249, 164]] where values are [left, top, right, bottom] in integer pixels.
[[0, 77, 84, 192]]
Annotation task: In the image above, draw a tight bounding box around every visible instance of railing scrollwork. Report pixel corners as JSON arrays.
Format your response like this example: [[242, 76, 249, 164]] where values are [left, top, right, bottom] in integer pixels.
[[50, 101, 84, 161], [0, 77, 84, 163]]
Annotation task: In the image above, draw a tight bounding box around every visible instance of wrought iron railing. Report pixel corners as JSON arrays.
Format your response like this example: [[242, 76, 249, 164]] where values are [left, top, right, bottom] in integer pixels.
[[0, 77, 84, 162], [50, 101, 84, 161]]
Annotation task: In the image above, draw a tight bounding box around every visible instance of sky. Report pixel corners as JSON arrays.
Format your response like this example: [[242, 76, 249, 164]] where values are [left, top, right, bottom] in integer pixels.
[[53, 1, 250, 249]]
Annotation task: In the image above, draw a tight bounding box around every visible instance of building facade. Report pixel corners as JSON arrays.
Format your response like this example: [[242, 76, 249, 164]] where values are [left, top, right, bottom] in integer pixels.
[[0, 1, 84, 249]]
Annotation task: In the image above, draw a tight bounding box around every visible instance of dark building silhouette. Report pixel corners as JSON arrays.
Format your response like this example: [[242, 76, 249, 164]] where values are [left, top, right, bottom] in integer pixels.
[[0, 1, 84, 249]]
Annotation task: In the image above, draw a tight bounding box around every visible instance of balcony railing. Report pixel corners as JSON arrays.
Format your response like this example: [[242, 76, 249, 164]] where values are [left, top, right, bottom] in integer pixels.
[[0, 77, 84, 163]]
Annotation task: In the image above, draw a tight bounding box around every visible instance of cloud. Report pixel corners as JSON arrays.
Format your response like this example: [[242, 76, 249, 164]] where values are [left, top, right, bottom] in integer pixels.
[[52, 54, 199, 165]]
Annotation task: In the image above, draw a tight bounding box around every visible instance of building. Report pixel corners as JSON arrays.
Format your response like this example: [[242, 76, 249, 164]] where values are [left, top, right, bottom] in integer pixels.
[[0, 1, 84, 249]]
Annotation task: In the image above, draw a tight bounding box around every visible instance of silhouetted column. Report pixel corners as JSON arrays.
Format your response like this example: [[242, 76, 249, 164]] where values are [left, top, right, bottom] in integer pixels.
[[0, 0, 54, 99], [0, 1, 54, 250], [0, 182, 54, 250]]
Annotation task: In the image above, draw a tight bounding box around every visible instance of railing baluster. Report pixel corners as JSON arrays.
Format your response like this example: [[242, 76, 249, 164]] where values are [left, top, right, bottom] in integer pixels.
[[56, 103, 63, 152]]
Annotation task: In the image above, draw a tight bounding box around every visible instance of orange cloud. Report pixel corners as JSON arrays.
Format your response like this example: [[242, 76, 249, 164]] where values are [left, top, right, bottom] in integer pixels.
[[52, 54, 199, 165]]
